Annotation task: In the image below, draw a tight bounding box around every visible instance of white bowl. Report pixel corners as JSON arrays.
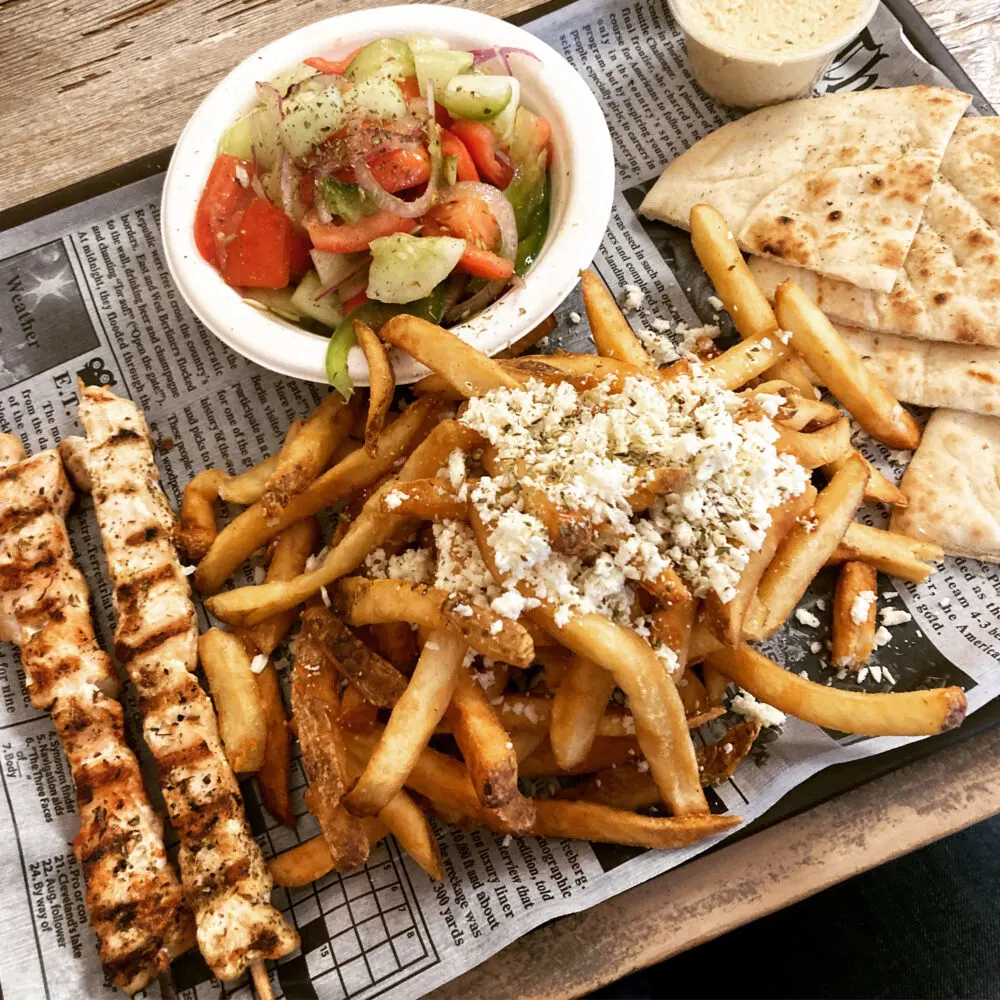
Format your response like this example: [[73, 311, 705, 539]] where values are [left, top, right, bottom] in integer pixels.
[[162, 4, 614, 385]]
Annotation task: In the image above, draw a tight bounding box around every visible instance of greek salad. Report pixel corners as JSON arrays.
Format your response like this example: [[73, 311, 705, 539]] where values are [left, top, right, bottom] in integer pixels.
[[194, 36, 552, 393]]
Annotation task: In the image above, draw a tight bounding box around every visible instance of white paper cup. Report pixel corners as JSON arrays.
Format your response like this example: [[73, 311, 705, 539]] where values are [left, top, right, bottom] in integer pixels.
[[668, 0, 880, 108]]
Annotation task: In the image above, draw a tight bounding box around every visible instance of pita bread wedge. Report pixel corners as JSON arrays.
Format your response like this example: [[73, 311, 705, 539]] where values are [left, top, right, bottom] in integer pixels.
[[834, 324, 1000, 417], [891, 409, 1000, 563], [640, 86, 970, 294], [750, 120, 1000, 346]]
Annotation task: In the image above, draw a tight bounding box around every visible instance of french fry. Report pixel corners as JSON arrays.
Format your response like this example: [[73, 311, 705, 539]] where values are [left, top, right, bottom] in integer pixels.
[[774, 280, 921, 450], [380, 314, 524, 396], [647, 596, 695, 664], [300, 605, 408, 708], [195, 396, 438, 594], [689, 203, 813, 394], [822, 452, 907, 507], [828, 522, 943, 583], [205, 418, 480, 623], [549, 655, 616, 770], [261, 391, 355, 517], [268, 824, 387, 887], [179, 468, 227, 563], [344, 629, 466, 816], [291, 630, 370, 869], [218, 420, 302, 505], [446, 667, 536, 831], [754, 381, 840, 431], [627, 465, 691, 513], [675, 664, 708, 717], [531, 799, 739, 848], [510, 353, 648, 392], [832, 561, 878, 670], [701, 486, 816, 646], [469, 505, 706, 816], [377, 478, 466, 521], [354, 320, 395, 457], [252, 653, 295, 828], [369, 621, 421, 675], [775, 417, 851, 469], [702, 663, 730, 706], [339, 685, 379, 733], [496, 313, 557, 358], [197, 628, 266, 772], [701, 331, 786, 389], [744, 455, 867, 640], [521, 482, 594, 555], [580, 269, 655, 370], [518, 736, 640, 778], [707, 643, 967, 736], [246, 517, 321, 657], [333, 577, 534, 668]]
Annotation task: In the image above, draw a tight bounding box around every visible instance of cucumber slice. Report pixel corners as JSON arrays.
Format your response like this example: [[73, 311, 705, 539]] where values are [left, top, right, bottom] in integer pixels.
[[443, 155, 459, 186], [218, 114, 255, 159], [440, 74, 513, 122], [407, 35, 450, 53], [279, 86, 345, 160], [345, 38, 415, 82], [310, 250, 369, 288], [290, 270, 345, 329], [267, 62, 318, 98], [348, 75, 407, 121], [244, 287, 302, 324], [368, 233, 466, 303], [414, 50, 474, 100], [250, 104, 282, 172], [486, 77, 520, 143]]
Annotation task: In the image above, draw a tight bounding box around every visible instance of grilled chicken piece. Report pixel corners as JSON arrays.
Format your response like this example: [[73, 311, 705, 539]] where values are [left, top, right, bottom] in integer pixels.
[[78, 385, 299, 982], [0, 447, 195, 994]]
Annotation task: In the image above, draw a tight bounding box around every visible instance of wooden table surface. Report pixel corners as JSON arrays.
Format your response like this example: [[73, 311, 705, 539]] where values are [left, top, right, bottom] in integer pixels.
[[1, 1, 998, 997]]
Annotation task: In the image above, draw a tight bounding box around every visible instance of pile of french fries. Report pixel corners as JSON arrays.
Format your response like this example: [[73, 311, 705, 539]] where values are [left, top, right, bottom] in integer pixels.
[[180, 203, 966, 888]]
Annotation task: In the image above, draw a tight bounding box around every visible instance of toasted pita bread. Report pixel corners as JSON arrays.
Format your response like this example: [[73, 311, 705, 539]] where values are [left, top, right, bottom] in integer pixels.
[[891, 409, 1000, 563], [640, 86, 970, 293], [750, 120, 1000, 346], [834, 324, 1000, 417]]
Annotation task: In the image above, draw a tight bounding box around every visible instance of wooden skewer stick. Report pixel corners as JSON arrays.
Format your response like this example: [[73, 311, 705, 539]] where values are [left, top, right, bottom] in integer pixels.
[[251, 961, 276, 1000]]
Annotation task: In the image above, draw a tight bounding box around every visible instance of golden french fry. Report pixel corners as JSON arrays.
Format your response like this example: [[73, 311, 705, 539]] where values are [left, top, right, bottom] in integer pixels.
[[195, 396, 438, 594], [333, 577, 534, 668], [832, 561, 878, 670], [354, 320, 395, 458], [268, 825, 386, 887], [701, 486, 816, 647], [252, 653, 295, 828], [580, 269, 655, 370], [702, 663, 730, 706], [707, 643, 967, 736], [446, 667, 536, 831], [246, 517, 321, 657], [689, 203, 813, 394], [752, 381, 840, 431], [775, 417, 851, 469], [344, 629, 465, 816], [744, 455, 867, 640], [550, 656, 616, 770], [377, 477, 466, 522], [218, 421, 302, 505], [339, 685, 380, 734], [205, 418, 481, 623], [627, 465, 691, 514], [822, 452, 908, 507], [532, 799, 739, 848], [647, 595, 695, 664], [518, 736, 640, 778], [300, 605, 408, 708], [774, 280, 921, 450], [179, 468, 227, 563], [522, 482, 594, 555], [496, 313, 557, 358], [828, 522, 942, 583], [675, 664, 708, 717], [380, 314, 523, 397], [701, 331, 786, 389], [510, 353, 648, 392], [291, 630, 370, 870], [369, 621, 421, 675], [468, 505, 707, 817], [197, 628, 267, 773]]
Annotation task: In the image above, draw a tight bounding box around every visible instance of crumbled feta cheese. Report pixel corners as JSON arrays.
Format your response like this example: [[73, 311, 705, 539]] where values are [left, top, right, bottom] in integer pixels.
[[636, 759, 650, 773], [795, 608, 821, 628], [731, 690, 785, 727], [446, 449, 466, 491], [365, 545, 435, 584], [856, 667, 869, 683], [879, 608, 912, 627], [676, 322, 721, 357], [253, 565, 266, 585], [815, 599, 826, 611], [621, 284, 645, 312], [707, 295, 724, 311], [874, 625, 892, 648], [882, 667, 895, 685], [776, 329, 792, 345], [809, 641, 823, 654], [760, 337, 772, 350], [722, 742, 734, 753], [489, 619, 504, 635], [250, 653, 268, 674], [320, 585, 331, 608], [755, 393, 784, 418], [850, 590, 876, 625], [569, 311, 582, 324], [869, 665, 882, 683], [181, 564, 197, 576], [650, 317, 672, 333], [882, 591, 898, 600], [501, 834, 512, 847], [384, 490, 409, 510], [424, 640, 440, 651], [452, 603, 473, 617], [636, 328, 679, 365]]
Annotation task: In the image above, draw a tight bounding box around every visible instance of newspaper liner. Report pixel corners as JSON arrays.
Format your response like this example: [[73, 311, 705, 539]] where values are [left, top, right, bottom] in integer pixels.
[[0, 2, 994, 997]]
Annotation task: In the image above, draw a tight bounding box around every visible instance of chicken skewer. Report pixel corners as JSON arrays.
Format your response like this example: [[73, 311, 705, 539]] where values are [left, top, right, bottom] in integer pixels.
[[76, 388, 300, 982], [0, 434, 195, 994]]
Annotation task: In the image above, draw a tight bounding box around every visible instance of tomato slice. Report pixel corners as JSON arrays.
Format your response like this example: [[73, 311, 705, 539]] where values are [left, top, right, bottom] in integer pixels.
[[423, 197, 499, 250], [397, 75, 421, 101], [341, 289, 369, 314], [288, 231, 314, 283], [440, 129, 479, 182], [448, 121, 513, 189], [298, 168, 315, 208], [222, 197, 293, 289], [194, 153, 253, 266], [304, 50, 361, 75], [334, 147, 431, 193], [455, 244, 514, 280], [304, 209, 417, 253]]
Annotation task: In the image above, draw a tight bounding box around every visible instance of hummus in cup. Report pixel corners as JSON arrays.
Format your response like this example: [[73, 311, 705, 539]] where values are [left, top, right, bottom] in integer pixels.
[[668, 0, 879, 108]]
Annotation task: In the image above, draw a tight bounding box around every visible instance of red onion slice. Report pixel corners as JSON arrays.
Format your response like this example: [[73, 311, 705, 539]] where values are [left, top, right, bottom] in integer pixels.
[[444, 279, 508, 324], [438, 181, 518, 260], [315, 258, 370, 301], [255, 81, 284, 120], [470, 47, 542, 73], [279, 153, 307, 224]]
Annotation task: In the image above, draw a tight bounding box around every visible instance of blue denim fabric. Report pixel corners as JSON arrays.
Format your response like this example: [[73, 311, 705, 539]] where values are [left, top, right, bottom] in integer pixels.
[[591, 816, 1000, 1000]]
